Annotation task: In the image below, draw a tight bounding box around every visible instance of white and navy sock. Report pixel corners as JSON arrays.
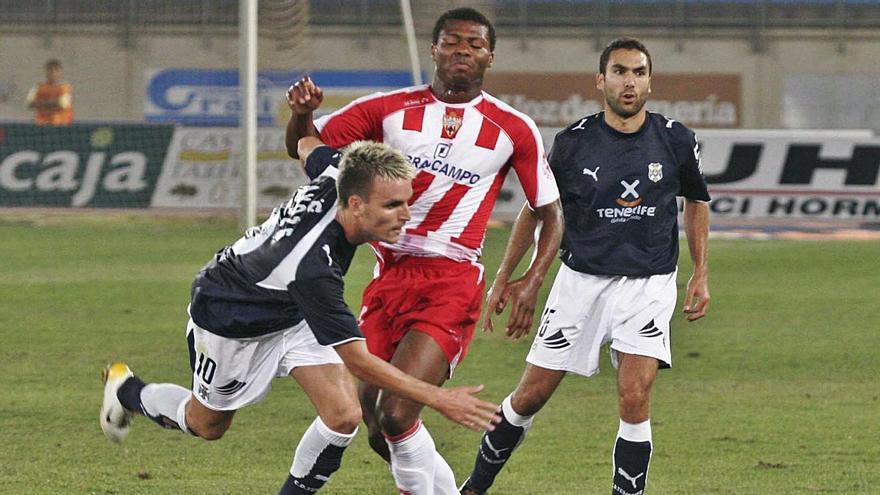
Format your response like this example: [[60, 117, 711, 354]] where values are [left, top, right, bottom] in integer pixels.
[[278, 416, 356, 495], [611, 419, 653, 495], [463, 395, 534, 494], [118, 376, 193, 433]]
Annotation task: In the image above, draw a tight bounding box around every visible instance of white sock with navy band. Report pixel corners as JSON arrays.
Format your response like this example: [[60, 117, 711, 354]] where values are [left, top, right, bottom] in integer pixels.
[[612, 419, 653, 495], [279, 416, 357, 494], [136, 382, 194, 433]]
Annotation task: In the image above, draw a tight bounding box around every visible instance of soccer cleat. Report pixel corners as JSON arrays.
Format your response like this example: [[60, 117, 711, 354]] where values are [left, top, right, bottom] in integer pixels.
[[100, 362, 134, 442], [459, 478, 484, 495]]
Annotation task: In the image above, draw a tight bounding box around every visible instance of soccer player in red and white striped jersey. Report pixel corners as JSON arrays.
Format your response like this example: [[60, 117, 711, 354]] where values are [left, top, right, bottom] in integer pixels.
[[286, 8, 563, 494]]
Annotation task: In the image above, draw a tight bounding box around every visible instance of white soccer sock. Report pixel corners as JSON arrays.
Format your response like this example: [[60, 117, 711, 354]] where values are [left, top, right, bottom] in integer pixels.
[[290, 416, 357, 477], [432, 450, 459, 495], [139, 383, 192, 433], [387, 420, 439, 495], [617, 419, 652, 443], [502, 394, 535, 429], [176, 395, 191, 435]]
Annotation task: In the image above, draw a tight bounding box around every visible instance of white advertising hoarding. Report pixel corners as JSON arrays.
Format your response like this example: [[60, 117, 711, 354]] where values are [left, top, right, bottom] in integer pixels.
[[152, 127, 880, 221], [151, 127, 307, 209]]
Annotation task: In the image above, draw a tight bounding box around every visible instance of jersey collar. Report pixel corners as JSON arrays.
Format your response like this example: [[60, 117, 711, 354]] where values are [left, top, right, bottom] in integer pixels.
[[599, 111, 653, 139], [427, 87, 485, 108]]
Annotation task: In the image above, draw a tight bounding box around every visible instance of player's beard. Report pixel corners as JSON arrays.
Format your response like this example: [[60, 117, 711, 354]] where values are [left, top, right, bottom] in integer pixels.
[[605, 90, 648, 119]]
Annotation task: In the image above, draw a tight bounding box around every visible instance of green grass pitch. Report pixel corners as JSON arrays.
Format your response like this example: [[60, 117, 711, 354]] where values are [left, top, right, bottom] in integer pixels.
[[1, 212, 877, 494]]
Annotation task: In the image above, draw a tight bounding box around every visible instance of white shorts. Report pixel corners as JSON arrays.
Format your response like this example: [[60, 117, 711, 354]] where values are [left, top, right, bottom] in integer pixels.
[[186, 318, 344, 411], [525, 264, 677, 377]]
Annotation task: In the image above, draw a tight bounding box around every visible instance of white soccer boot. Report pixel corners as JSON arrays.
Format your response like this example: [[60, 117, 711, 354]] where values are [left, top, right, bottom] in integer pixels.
[[100, 362, 134, 442]]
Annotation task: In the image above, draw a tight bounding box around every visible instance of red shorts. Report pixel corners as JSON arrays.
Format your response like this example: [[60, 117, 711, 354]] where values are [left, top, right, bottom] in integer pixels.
[[359, 251, 485, 376]]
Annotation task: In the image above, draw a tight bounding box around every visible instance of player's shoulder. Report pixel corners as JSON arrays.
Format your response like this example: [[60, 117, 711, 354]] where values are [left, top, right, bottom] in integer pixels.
[[479, 92, 540, 126], [338, 85, 432, 113], [478, 92, 544, 147], [304, 145, 343, 179], [272, 175, 339, 242], [556, 112, 602, 138], [364, 84, 433, 107], [647, 111, 696, 142]]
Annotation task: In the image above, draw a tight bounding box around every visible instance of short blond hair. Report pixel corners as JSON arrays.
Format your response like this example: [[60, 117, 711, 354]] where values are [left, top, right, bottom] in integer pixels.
[[337, 141, 413, 207]]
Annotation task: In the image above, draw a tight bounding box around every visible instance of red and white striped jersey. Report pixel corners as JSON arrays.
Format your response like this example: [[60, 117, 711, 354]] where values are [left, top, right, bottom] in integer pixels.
[[315, 85, 559, 261]]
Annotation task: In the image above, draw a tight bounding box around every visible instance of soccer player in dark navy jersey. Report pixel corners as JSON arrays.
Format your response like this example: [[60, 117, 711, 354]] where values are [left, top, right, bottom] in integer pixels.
[[461, 38, 711, 495], [99, 138, 500, 495]]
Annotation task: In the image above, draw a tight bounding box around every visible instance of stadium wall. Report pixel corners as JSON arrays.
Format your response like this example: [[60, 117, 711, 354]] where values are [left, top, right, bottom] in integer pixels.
[[2, 28, 880, 129]]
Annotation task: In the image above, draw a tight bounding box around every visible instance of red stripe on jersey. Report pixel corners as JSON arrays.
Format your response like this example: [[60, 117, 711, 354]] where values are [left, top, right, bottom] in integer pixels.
[[408, 170, 435, 206], [453, 167, 510, 249], [319, 86, 434, 147], [474, 117, 501, 150], [402, 106, 426, 132], [408, 182, 470, 236], [476, 98, 544, 207]]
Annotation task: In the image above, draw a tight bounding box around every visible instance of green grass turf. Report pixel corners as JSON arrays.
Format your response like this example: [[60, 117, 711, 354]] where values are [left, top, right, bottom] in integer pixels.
[[1, 211, 877, 494]]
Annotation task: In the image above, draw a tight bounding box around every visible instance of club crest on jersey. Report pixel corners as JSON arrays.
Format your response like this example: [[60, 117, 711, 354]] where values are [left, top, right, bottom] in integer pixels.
[[441, 107, 464, 139], [648, 162, 663, 183]]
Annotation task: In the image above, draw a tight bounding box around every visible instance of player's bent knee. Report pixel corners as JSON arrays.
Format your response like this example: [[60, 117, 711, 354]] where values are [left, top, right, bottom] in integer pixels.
[[193, 422, 230, 441], [377, 402, 420, 436], [322, 408, 362, 434], [185, 406, 234, 441]]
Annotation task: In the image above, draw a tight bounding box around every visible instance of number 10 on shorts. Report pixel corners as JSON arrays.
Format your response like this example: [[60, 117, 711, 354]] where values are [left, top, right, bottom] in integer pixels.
[[195, 352, 216, 384]]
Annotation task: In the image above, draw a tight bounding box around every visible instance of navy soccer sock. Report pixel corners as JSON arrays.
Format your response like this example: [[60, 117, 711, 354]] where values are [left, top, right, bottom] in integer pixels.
[[611, 420, 653, 495], [278, 417, 355, 494], [464, 396, 533, 493], [277, 444, 345, 494], [116, 375, 147, 413]]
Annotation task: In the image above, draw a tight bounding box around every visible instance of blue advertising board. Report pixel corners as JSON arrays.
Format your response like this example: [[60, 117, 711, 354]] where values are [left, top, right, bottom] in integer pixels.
[[144, 69, 418, 127]]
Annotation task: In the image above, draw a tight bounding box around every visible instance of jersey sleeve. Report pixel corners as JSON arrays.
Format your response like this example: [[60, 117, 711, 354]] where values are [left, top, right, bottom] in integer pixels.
[[676, 127, 711, 202], [509, 117, 560, 209], [288, 273, 364, 346], [547, 130, 571, 179], [304, 145, 342, 180], [314, 92, 386, 148]]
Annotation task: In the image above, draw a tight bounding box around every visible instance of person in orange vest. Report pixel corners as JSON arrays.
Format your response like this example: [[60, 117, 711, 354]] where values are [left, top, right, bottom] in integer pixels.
[[26, 59, 73, 125]]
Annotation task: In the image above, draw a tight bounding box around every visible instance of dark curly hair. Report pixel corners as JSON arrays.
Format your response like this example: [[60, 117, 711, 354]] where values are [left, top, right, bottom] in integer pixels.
[[432, 7, 496, 51]]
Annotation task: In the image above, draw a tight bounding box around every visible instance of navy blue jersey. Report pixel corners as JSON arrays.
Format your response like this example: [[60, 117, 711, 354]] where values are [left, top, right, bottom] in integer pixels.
[[189, 146, 363, 345], [551, 112, 710, 276]]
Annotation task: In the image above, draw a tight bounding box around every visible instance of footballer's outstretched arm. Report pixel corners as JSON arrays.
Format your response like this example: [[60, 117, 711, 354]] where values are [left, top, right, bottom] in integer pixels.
[[683, 198, 710, 321], [334, 340, 500, 431], [285, 76, 324, 159], [483, 199, 563, 339]]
